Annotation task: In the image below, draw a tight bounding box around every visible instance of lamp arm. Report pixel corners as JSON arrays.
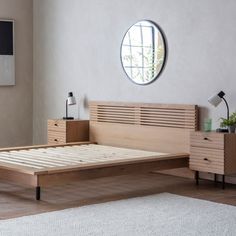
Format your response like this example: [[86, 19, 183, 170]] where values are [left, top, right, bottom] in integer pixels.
[[222, 97, 229, 120], [66, 99, 68, 119]]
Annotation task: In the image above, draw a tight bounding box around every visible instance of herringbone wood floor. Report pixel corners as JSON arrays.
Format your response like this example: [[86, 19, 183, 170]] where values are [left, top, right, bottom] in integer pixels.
[[0, 173, 236, 220]]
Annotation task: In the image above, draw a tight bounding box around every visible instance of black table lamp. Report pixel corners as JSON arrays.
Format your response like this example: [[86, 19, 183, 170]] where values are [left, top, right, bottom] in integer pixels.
[[208, 91, 229, 132], [63, 92, 76, 120]]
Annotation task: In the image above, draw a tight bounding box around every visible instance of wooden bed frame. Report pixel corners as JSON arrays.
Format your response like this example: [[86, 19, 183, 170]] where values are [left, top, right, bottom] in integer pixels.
[[0, 102, 198, 200]]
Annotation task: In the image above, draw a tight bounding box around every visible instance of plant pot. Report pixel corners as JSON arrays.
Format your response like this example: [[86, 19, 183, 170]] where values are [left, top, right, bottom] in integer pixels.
[[228, 125, 236, 133]]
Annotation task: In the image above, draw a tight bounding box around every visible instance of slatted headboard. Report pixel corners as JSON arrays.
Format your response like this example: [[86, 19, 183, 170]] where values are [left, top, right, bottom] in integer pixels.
[[89, 101, 198, 153]]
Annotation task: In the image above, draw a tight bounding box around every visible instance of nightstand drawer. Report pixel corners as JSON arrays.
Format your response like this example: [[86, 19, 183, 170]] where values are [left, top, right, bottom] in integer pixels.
[[48, 131, 66, 144], [190, 132, 224, 149], [190, 147, 224, 174], [47, 119, 89, 145], [48, 120, 66, 132]]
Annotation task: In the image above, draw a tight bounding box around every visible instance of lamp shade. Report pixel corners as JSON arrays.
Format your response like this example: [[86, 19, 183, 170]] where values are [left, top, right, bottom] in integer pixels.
[[208, 93, 222, 107], [67, 92, 76, 105]]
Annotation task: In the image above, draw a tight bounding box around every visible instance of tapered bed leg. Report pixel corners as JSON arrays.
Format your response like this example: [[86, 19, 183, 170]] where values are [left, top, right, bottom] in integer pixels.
[[222, 175, 225, 190], [195, 171, 199, 186], [214, 174, 217, 185], [36, 186, 41, 200]]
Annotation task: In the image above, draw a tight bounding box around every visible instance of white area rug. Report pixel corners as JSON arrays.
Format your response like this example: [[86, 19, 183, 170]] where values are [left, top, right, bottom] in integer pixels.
[[0, 193, 236, 236]]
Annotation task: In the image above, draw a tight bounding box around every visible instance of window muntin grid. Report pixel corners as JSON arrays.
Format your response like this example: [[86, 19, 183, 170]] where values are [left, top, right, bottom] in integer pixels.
[[121, 20, 165, 85]]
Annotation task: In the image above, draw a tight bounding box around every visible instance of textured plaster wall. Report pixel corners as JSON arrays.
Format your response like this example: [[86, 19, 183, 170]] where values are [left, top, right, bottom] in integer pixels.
[[0, 0, 33, 147]]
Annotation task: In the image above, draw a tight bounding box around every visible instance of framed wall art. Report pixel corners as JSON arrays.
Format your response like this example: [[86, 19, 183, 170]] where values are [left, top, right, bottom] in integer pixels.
[[0, 19, 15, 86]]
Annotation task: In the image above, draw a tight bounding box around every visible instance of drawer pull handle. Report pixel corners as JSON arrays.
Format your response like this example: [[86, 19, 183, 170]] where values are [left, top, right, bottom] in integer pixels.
[[54, 124, 58, 126], [204, 137, 208, 140], [203, 158, 211, 162], [54, 139, 58, 142]]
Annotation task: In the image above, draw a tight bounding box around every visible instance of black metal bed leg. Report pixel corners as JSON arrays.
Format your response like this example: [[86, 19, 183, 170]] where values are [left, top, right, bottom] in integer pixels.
[[36, 186, 41, 200], [214, 174, 217, 185], [195, 171, 199, 186], [222, 175, 225, 190]]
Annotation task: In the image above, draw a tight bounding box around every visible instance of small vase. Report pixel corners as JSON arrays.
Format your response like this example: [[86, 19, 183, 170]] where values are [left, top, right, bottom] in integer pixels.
[[228, 125, 236, 133]]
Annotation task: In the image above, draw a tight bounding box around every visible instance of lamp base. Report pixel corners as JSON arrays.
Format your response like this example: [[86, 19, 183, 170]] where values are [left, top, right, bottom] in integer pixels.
[[63, 117, 74, 120], [216, 128, 228, 133]]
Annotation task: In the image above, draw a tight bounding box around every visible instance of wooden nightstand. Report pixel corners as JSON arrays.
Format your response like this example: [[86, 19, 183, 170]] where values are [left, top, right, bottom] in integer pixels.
[[190, 131, 236, 189], [47, 119, 89, 145]]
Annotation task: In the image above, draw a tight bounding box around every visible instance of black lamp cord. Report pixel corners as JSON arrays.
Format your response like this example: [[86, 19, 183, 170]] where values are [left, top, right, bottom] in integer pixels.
[[65, 99, 68, 118], [222, 97, 229, 120]]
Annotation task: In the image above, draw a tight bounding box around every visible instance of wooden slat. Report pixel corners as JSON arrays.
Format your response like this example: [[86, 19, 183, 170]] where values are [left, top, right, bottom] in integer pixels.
[[90, 101, 198, 130], [140, 110, 196, 115], [89, 101, 197, 109], [140, 115, 196, 121], [0, 153, 54, 168], [0, 141, 93, 152], [140, 108, 196, 112], [97, 106, 136, 110], [11, 150, 78, 166], [0, 160, 39, 174], [140, 122, 195, 129], [0, 144, 188, 175], [8, 151, 66, 167], [96, 109, 135, 112], [0, 155, 45, 169], [140, 119, 196, 126], [93, 113, 135, 117], [97, 116, 136, 122], [96, 120, 135, 124]]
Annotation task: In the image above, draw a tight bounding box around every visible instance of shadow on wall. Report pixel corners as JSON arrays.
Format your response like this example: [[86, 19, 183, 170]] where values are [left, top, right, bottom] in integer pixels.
[[76, 94, 89, 119], [198, 106, 210, 131]]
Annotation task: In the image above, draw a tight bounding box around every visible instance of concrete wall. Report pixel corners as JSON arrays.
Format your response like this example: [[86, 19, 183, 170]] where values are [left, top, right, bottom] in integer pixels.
[[0, 0, 33, 147]]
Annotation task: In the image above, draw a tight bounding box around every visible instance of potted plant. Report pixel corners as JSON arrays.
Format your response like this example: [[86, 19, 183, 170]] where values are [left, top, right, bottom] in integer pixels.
[[220, 112, 236, 133]]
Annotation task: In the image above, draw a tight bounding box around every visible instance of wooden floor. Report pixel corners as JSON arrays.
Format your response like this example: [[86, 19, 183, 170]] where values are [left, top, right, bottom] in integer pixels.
[[0, 173, 236, 220]]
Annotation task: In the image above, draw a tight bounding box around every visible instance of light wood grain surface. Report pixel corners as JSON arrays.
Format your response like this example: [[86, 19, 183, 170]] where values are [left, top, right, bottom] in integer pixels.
[[89, 101, 199, 178], [190, 132, 236, 175], [48, 119, 89, 145], [0, 144, 187, 175]]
